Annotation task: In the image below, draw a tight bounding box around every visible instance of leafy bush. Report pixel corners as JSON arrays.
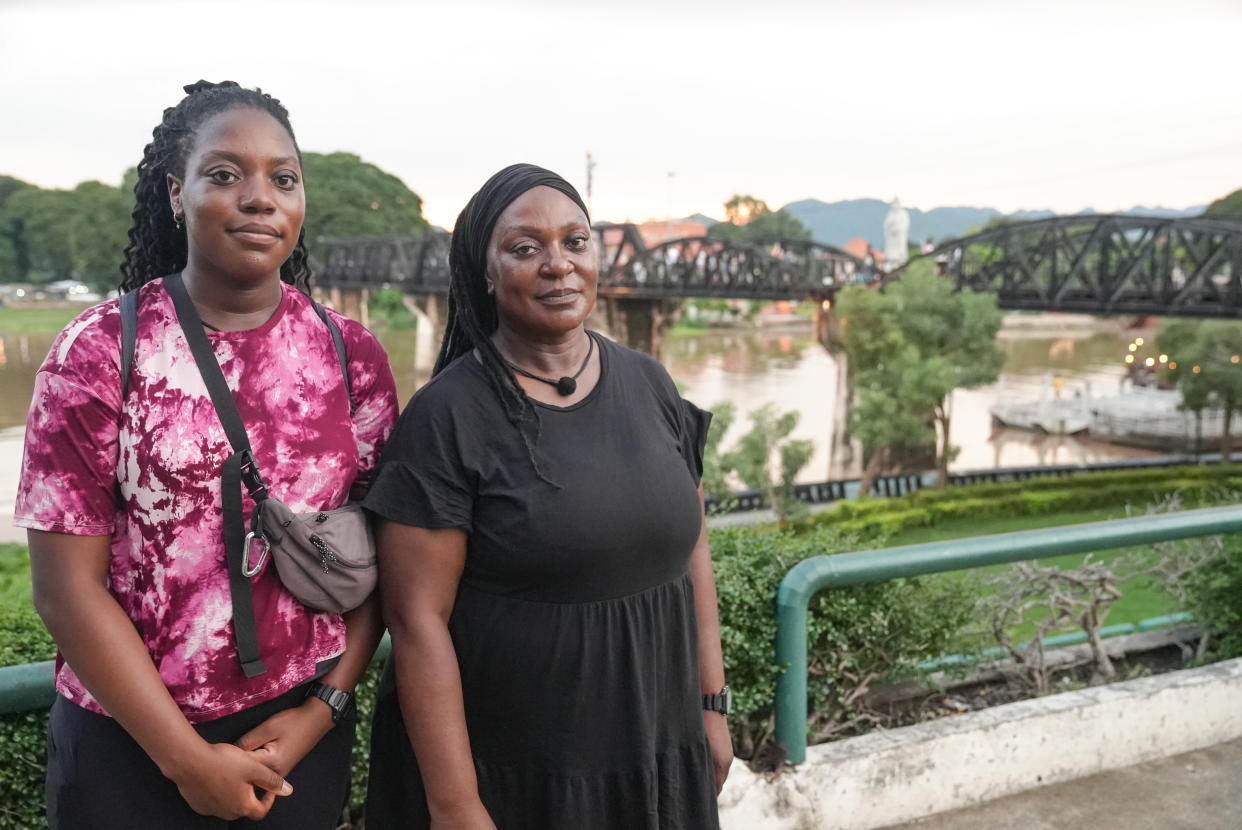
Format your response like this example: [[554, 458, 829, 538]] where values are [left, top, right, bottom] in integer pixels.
[[0, 604, 56, 830], [1182, 535, 1242, 662], [343, 658, 383, 826], [710, 525, 975, 761]]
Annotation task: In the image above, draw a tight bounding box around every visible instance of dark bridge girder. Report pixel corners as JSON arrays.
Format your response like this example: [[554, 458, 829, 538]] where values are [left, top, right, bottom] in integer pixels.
[[883, 214, 1242, 319], [310, 225, 879, 301]]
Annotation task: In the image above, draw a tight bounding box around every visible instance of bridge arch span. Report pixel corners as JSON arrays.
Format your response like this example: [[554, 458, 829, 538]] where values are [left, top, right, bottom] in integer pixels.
[[598, 234, 874, 300], [883, 214, 1242, 318]]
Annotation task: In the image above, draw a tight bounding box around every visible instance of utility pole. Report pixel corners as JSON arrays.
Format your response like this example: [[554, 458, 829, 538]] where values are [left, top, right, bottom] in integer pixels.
[[665, 170, 676, 241], [585, 152, 597, 216]]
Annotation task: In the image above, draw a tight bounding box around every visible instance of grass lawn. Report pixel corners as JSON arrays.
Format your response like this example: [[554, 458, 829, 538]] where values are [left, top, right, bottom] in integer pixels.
[[0, 306, 86, 334], [0, 543, 32, 606], [877, 507, 1192, 644]]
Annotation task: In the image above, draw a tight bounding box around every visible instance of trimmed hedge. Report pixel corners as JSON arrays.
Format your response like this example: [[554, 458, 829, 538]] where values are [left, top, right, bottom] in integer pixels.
[[794, 464, 1242, 539]]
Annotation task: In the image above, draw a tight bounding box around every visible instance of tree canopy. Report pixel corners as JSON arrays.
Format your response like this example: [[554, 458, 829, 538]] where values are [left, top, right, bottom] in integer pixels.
[[1157, 319, 1242, 458], [708, 194, 812, 243], [835, 259, 1005, 492], [1203, 188, 1242, 219], [301, 152, 429, 242], [0, 153, 428, 291]]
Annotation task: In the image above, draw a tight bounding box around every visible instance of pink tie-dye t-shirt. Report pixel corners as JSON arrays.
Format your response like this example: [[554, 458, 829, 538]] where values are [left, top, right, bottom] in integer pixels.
[[15, 278, 398, 722]]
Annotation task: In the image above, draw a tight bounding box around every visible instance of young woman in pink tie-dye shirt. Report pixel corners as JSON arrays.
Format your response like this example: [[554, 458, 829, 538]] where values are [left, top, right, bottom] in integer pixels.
[[14, 81, 397, 829]]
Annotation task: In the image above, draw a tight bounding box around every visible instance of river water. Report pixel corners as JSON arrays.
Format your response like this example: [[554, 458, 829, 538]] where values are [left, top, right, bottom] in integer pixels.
[[0, 311, 1160, 542]]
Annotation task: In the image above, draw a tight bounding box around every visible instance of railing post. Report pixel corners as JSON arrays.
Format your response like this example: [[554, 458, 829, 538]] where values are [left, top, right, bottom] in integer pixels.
[[774, 564, 815, 764]]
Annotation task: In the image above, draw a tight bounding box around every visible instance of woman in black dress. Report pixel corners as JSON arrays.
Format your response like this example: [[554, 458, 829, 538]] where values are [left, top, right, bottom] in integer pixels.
[[364, 164, 732, 829]]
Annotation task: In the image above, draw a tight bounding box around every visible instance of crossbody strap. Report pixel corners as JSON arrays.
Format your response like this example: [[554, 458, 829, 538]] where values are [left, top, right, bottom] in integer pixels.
[[310, 300, 355, 415], [165, 273, 269, 678], [119, 290, 138, 402]]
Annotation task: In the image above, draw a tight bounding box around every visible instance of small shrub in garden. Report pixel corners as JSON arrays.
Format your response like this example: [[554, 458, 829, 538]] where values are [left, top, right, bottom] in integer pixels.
[[1182, 534, 1242, 662], [343, 659, 383, 827], [0, 604, 56, 830], [710, 525, 975, 763]]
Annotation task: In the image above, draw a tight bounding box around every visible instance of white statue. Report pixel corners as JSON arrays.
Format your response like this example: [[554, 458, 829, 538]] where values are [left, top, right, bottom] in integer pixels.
[[883, 197, 910, 271]]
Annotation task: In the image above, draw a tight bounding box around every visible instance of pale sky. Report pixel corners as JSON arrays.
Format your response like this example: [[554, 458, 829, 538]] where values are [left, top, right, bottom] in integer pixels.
[[3, 0, 1240, 229]]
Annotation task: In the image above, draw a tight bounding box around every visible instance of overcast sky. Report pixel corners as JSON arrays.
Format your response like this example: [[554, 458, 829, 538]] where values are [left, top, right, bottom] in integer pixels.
[[3, 0, 1240, 228]]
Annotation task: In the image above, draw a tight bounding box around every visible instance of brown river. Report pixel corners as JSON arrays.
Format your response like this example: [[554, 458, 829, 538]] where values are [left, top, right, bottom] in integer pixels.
[[0, 312, 1159, 542]]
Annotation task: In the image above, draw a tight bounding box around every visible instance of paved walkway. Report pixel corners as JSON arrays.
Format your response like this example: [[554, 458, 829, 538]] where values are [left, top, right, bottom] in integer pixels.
[[884, 737, 1242, 830]]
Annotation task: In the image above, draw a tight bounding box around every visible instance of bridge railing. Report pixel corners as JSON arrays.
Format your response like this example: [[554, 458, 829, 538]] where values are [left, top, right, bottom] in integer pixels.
[[773, 504, 1242, 763]]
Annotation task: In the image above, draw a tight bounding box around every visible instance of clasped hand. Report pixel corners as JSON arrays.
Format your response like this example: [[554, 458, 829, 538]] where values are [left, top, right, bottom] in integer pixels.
[[170, 701, 332, 820]]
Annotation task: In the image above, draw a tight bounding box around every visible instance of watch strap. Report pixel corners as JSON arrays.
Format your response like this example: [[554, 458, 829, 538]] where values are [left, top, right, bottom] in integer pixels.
[[703, 684, 731, 715], [306, 680, 355, 723]]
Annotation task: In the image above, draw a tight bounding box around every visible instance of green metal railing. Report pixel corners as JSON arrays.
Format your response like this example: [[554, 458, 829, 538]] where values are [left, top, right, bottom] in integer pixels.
[[0, 633, 395, 717], [774, 504, 1242, 764]]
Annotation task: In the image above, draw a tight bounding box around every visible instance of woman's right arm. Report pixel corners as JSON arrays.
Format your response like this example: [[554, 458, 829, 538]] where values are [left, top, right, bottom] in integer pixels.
[[29, 529, 293, 821], [377, 520, 496, 830]]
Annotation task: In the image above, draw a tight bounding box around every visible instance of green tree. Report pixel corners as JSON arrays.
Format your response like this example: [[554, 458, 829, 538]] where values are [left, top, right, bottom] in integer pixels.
[[836, 259, 1005, 491], [1158, 319, 1242, 459], [718, 404, 814, 524], [1, 186, 76, 283], [0, 176, 34, 283], [708, 194, 811, 244], [848, 344, 943, 496], [300, 152, 429, 243], [1203, 187, 1242, 219], [65, 181, 130, 291]]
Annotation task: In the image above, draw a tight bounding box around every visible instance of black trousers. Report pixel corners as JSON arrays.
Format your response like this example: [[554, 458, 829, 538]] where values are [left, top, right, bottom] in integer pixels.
[[45, 684, 356, 830]]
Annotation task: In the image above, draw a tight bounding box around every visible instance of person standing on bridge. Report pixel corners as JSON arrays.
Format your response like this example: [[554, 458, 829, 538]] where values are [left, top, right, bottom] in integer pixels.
[[363, 163, 732, 829], [15, 81, 397, 827]]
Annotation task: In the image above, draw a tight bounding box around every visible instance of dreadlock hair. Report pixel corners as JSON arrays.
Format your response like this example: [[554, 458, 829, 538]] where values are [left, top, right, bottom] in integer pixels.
[[435, 163, 593, 488], [118, 80, 312, 294]]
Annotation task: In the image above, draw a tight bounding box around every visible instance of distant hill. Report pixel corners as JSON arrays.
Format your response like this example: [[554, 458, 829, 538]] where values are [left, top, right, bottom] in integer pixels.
[[780, 199, 1207, 249]]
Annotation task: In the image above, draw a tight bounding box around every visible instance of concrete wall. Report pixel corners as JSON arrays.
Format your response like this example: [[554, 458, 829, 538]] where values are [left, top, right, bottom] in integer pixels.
[[717, 657, 1242, 830]]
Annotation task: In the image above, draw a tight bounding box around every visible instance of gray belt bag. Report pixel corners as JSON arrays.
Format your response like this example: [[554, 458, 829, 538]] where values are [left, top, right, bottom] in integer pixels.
[[247, 498, 377, 616]]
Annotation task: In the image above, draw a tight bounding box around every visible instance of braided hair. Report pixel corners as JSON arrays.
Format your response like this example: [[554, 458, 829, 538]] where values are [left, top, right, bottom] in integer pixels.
[[435, 163, 593, 486], [118, 80, 312, 294]]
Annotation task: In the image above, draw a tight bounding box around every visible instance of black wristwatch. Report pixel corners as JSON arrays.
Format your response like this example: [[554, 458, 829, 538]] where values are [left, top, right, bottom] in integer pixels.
[[305, 680, 355, 724], [703, 684, 732, 715]]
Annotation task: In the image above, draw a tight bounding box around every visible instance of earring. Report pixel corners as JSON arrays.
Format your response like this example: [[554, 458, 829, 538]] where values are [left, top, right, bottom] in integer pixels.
[[173, 213, 184, 230]]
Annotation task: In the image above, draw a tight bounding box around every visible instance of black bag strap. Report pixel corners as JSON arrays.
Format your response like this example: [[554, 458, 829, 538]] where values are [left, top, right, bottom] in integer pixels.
[[119, 290, 138, 402], [310, 300, 355, 415], [165, 273, 269, 678]]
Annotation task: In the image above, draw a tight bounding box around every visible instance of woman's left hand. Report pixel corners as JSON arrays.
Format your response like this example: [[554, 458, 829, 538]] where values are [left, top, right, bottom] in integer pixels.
[[237, 701, 336, 777], [703, 712, 733, 793]]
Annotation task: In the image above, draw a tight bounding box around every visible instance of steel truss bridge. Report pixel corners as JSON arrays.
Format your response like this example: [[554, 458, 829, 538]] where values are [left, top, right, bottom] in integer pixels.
[[313, 214, 1242, 318], [886, 214, 1242, 318], [311, 224, 877, 300]]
